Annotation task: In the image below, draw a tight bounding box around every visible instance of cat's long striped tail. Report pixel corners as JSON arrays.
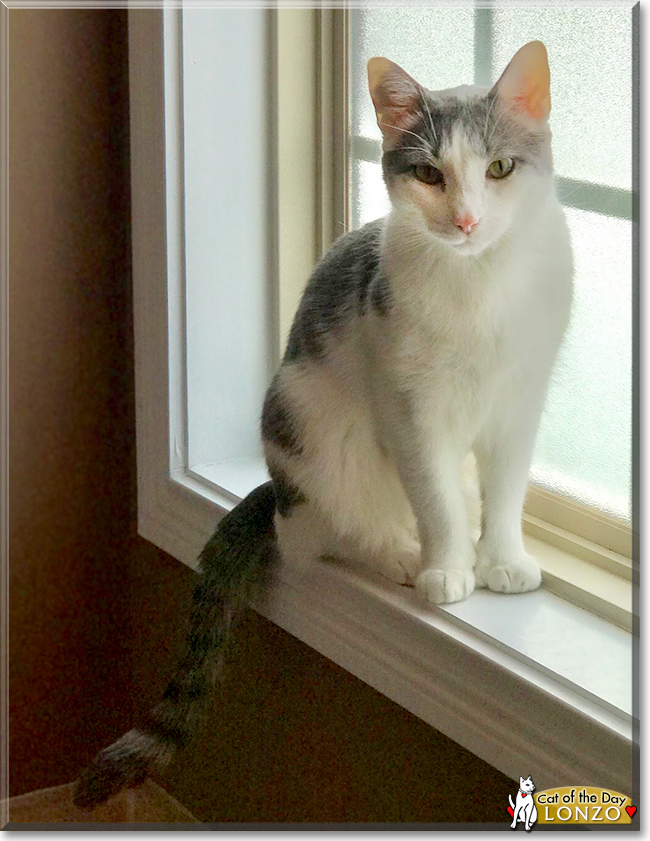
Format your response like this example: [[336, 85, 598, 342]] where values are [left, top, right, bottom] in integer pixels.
[[73, 483, 277, 809]]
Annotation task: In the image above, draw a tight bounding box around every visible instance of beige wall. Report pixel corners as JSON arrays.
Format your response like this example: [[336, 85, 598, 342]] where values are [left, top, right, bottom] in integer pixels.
[[9, 9, 134, 795], [8, 8, 512, 822]]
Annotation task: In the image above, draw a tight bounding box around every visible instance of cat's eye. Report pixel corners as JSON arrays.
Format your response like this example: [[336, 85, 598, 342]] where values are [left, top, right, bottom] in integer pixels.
[[488, 158, 515, 179], [414, 164, 444, 185]]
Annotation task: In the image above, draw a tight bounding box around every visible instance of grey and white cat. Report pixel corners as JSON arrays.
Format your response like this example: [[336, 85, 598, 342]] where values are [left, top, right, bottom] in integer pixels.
[[74, 41, 572, 808], [268, 39, 572, 604]]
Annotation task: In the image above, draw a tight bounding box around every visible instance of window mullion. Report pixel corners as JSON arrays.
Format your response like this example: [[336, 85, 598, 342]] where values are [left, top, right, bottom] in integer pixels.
[[317, 7, 349, 254], [555, 176, 633, 220], [275, 8, 319, 352], [474, 3, 493, 86]]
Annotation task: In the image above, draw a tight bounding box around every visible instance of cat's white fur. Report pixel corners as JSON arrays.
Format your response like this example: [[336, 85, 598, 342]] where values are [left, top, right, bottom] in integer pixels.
[[269, 44, 573, 605]]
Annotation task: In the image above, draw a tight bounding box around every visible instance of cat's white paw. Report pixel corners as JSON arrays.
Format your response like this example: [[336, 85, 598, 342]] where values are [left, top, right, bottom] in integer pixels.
[[416, 568, 475, 605], [374, 541, 422, 585], [474, 541, 541, 594], [475, 558, 541, 593]]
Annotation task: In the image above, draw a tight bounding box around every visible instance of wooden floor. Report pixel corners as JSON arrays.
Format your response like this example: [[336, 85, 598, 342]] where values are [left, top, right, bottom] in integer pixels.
[[2, 779, 200, 826]]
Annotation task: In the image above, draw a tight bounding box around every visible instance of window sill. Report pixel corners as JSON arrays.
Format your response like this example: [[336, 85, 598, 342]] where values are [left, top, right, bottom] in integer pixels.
[[155, 463, 634, 796], [524, 524, 632, 632], [190, 458, 634, 631]]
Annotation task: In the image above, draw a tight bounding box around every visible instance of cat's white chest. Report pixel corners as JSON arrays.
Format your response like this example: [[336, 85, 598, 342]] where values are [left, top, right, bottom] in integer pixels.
[[389, 258, 515, 385], [379, 237, 568, 445]]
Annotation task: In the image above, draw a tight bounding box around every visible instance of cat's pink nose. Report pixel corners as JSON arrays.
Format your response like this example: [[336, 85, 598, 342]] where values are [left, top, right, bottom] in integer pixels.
[[455, 214, 479, 235]]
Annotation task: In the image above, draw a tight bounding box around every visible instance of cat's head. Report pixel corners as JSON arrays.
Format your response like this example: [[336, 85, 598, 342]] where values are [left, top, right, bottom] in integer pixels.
[[520, 775, 536, 793], [368, 42, 553, 257]]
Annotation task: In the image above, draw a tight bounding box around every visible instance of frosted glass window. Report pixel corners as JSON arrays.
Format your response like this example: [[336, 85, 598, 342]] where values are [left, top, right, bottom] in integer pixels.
[[182, 10, 272, 470], [352, 159, 390, 228], [349, 5, 633, 524], [492, 7, 632, 191], [532, 208, 631, 520], [350, 7, 475, 140]]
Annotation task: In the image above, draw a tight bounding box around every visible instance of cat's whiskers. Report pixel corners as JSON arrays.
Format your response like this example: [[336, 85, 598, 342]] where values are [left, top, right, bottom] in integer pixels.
[[483, 93, 498, 143], [487, 101, 508, 148], [487, 112, 504, 148], [556, 183, 591, 204], [379, 121, 434, 153], [395, 145, 439, 164], [418, 85, 439, 148]]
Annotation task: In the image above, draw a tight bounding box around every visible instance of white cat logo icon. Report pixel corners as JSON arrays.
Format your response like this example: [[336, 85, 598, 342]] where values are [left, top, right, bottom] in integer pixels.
[[508, 775, 538, 831]]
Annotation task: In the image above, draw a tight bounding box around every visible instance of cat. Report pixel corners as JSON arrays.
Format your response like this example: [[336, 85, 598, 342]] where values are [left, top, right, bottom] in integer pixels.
[[73, 40, 573, 808], [509, 775, 538, 831]]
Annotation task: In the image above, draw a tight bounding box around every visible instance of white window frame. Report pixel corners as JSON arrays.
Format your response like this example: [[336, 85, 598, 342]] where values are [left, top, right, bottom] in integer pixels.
[[129, 7, 635, 797]]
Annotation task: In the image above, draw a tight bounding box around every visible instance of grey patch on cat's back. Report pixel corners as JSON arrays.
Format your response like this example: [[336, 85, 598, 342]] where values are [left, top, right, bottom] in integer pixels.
[[269, 464, 307, 518], [284, 220, 384, 361], [261, 375, 302, 456]]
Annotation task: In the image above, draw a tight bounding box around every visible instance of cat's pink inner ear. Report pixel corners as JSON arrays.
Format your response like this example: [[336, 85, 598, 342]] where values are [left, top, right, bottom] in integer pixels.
[[367, 57, 420, 141], [494, 41, 551, 121]]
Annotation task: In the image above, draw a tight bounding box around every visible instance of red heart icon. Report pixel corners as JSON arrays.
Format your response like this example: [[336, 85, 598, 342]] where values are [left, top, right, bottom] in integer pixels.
[[507, 806, 514, 818], [626, 806, 637, 818]]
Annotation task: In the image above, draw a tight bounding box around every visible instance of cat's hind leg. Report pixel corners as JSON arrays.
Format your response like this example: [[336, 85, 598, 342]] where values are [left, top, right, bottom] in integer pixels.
[[316, 421, 424, 585], [335, 529, 422, 586], [270, 359, 423, 586], [305, 435, 423, 587], [268, 451, 420, 587], [266, 459, 331, 586]]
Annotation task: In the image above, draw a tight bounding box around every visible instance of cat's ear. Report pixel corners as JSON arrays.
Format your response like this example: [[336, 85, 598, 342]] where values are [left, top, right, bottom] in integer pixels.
[[493, 41, 551, 121], [520, 776, 526, 785], [367, 57, 421, 144]]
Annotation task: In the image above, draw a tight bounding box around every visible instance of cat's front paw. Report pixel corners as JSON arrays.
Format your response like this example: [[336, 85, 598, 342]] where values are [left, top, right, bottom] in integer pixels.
[[416, 568, 475, 605], [475, 556, 541, 594], [475, 541, 541, 594]]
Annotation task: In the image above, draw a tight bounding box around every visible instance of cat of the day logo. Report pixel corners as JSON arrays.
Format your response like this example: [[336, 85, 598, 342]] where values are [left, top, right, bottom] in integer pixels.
[[508, 776, 538, 831], [507, 779, 636, 829]]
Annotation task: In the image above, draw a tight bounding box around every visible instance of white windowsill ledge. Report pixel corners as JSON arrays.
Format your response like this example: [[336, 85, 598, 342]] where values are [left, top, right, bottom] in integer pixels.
[[154, 461, 636, 797]]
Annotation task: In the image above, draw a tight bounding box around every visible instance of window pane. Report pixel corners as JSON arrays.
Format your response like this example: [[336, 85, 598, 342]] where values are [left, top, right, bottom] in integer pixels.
[[182, 10, 272, 469], [351, 158, 389, 228], [350, 6, 475, 141], [492, 6, 633, 191], [532, 208, 631, 521]]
